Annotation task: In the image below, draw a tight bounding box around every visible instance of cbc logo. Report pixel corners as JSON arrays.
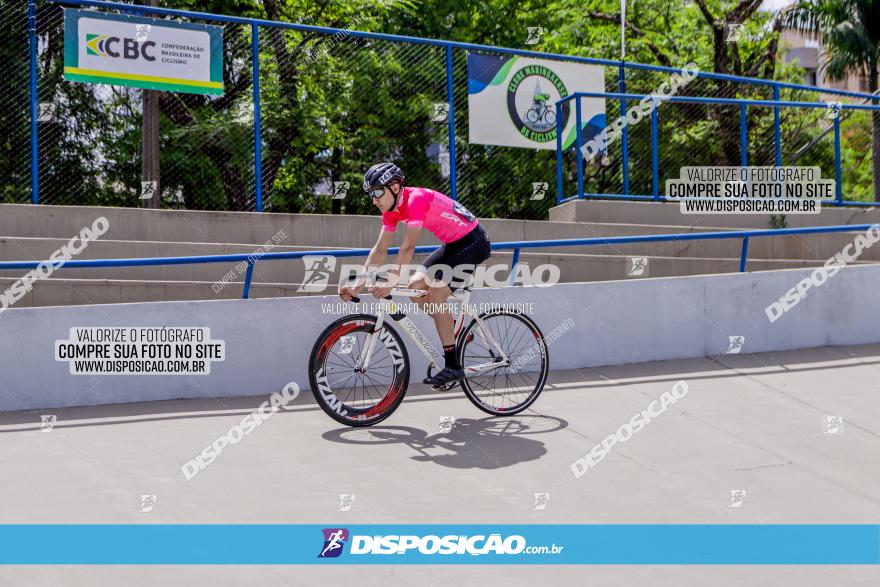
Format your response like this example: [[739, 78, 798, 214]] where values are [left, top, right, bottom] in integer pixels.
[[86, 34, 157, 62]]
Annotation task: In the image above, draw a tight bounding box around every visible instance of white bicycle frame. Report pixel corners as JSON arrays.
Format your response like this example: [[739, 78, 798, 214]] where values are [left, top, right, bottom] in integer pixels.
[[353, 287, 510, 377]]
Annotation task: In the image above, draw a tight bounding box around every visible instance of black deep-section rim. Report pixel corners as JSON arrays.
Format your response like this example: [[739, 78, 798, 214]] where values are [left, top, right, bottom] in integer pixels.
[[309, 315, 409, 426], [458, 310, 549, 416]]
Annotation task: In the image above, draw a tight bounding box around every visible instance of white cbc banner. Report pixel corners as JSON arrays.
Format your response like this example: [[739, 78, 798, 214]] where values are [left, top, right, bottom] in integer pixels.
[[467, 54, 606, 150], [64, 9, 223, 95]]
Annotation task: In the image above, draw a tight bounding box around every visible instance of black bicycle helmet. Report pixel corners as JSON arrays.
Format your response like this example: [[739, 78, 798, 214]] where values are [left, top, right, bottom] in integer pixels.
[[362, 162, 405, 193]]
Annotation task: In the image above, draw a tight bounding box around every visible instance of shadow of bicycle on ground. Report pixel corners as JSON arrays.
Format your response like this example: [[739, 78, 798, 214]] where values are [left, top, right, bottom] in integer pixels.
[[322, 415, 567, 470]]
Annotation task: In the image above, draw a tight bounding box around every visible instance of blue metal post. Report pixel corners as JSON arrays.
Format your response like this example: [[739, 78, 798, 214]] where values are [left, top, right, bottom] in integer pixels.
[[740, 103, 748, 166], [507, 248, 521, 286], [619, 63, 629, 194], [773, 86, 781, 166], [28, 0, 39, 205], [651, 104, 658, 199], [834, 114, 842, 206], [242, 260, 255, 299], [556, 101, 563, 204], [445, 45, 458, 200], [739, 237, 749, 272], [251, 24, 263, 212], [575, 98, 583, 198]]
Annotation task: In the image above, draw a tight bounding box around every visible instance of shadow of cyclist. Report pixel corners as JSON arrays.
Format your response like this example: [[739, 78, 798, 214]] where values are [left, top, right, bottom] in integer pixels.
[[322, 415, 567, 470]]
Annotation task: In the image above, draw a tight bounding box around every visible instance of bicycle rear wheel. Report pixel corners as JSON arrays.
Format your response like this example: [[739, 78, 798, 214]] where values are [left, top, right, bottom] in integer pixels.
[[308, 314, 410, 427], [458, 309, 549, 416]]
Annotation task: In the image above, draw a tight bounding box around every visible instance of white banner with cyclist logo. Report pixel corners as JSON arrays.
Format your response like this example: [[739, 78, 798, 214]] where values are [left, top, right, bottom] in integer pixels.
[[467, 53, 605, 150]]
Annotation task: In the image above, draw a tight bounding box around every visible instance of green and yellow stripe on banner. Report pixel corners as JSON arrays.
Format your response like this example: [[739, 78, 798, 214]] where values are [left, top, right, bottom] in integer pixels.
[[64, 67, 223, 95]]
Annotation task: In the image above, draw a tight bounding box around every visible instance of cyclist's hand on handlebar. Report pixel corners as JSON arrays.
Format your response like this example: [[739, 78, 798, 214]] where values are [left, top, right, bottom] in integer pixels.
[[339, 286, 361, 301], [369, 285, 393, 299]]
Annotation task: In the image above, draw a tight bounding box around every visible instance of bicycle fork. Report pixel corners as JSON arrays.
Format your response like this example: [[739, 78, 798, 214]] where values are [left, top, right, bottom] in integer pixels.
[[355, 311, 387, 372]]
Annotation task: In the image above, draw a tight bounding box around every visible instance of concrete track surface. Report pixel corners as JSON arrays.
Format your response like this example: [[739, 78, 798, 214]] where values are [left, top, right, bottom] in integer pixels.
[[0, 344, 878, 586]]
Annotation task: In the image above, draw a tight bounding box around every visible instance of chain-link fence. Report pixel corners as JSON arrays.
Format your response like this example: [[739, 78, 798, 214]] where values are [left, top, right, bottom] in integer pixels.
[[4, 0, 878, 219], [29, 1, 256, 209], [559, 67, 880, 204], [0, 0, 34, 204]]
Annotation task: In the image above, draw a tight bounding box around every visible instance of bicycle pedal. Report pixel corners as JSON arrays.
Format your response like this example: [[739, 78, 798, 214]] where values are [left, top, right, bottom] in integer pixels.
[[431, 382, 460, 392]]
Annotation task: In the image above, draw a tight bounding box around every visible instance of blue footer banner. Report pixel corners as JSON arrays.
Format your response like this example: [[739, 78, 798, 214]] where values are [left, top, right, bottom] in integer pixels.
[[0, 525, 878, 564]]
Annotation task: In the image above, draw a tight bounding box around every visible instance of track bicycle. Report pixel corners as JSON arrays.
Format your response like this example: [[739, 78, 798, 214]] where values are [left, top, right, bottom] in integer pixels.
[[308, 275, 549, 427]]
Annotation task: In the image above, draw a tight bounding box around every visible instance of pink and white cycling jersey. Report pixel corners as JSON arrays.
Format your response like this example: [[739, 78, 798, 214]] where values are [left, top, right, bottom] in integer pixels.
[[381, 187, 479, 243]]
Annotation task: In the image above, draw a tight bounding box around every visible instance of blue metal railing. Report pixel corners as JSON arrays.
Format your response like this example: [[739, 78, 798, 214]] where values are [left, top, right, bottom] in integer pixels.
[[557, 91, 880, 207], [28, 0, 39, 205], [28, 0, 880, 210], [250, 23, 263, 212], [0, 224, 875, 300]]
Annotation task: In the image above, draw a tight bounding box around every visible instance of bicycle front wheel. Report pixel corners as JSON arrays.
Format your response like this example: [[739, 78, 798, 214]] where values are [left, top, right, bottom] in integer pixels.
[[457, 309, 549, 416], [308, 314, 410, 427]]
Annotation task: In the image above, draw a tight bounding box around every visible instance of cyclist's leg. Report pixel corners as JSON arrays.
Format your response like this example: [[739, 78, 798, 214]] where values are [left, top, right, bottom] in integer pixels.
[[408, 243, 456, 346], [407, 275, 455, 347], [421, 226, 492, 384], [413, 246, 465, 384], [425, 225, 491, 299]]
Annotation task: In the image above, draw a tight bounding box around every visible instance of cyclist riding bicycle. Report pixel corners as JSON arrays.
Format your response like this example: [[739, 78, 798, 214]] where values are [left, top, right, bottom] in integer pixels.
[[338, 162, 492, 386]]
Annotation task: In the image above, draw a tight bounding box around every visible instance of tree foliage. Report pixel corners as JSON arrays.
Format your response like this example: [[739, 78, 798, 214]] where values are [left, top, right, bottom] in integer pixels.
[[1, 0, 875, 212]]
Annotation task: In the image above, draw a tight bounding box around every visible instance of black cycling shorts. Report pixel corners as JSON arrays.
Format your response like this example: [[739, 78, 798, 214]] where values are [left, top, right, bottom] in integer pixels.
[[422, 224, 492, 291]]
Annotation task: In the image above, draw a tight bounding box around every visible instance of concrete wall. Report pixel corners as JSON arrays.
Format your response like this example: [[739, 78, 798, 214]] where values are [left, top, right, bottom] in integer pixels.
[[1, 264, 877, 411], [550, 199, 880, 229], [3, 203, 879, 309]]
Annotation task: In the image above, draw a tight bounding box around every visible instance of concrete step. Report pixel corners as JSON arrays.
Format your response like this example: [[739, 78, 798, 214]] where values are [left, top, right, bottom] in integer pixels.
[[2, 254, 870, 308], [0, 237, 349, 283], [2, 223, 879, 287], [550, 198, 880, 229], [2, 203, 727, 247], [0, 207, 880, 266], [4, 234, 873, 288]]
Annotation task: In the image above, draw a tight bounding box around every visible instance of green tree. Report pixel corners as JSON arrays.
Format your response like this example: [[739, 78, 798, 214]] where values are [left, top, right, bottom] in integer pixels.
[[0, 0, 32, 203], [388, 0, 801, 208], [0, 0, 107, 205], [10, 0, 872, 213], [782, 0, 880, 201]]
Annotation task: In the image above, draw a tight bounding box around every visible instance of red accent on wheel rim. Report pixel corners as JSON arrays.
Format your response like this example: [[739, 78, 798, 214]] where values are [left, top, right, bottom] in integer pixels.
[[364, 380, 403, 418], [319, 322, 361, 358]]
